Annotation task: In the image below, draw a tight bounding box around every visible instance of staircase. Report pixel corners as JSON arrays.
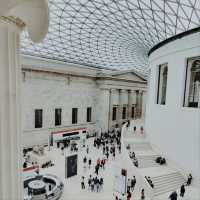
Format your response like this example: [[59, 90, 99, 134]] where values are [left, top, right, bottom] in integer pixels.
[[151, 172, 186, 196], [137, 154, 161, 168], [130, 142, 152, 151]]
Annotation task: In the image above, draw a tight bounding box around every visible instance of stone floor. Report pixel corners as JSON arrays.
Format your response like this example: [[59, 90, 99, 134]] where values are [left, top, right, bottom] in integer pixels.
[[26, 119, 200, 200]]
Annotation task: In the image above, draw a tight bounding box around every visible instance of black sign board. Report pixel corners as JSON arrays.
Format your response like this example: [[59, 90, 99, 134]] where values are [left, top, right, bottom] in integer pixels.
[[65, 154, 78, 178]]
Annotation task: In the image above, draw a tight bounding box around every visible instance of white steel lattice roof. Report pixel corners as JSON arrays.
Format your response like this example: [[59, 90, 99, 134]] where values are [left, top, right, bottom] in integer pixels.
[[21, 0, 200, 74]]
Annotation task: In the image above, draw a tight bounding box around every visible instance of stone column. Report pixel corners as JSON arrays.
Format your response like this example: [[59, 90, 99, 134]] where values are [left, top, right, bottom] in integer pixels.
[[128, 90, 137, 119], [117, 89, 122, 124], [142, 91, 146, 119], [0, 1, 48, 199], [0, 17, 23, 199], [139, 91, 143, 118], [135, 90, 140, 119], [119, 89, 128, 123], [198, 82, 200, 108], [128, 90, 131, 119]]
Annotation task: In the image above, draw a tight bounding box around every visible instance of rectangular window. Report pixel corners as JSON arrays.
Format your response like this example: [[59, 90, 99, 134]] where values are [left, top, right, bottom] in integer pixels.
[[72, 108, 78, 124], [131, 106, 135, 118], [87, 107, 92, 122], [122, 107, 126, 119], [35, 109, 43, 128], [55, 108, 62, 126], [112, 107, 117, 121], [184, 57, 200, 108], [157, 63, 168, 105]]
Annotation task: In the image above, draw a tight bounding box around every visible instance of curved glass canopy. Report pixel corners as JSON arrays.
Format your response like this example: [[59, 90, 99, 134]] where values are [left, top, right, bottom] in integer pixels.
[[21, 0, 200, 74]]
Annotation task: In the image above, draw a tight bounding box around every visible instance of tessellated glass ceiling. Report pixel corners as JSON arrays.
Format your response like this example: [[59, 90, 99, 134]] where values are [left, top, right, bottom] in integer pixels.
[[21, 0, 200, 74]]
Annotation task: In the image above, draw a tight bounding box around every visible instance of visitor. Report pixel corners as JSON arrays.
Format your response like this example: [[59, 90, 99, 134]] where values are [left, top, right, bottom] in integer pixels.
[[97, 158, 101, 166], [83, 156, 87, 165], [113, 151, 115, 159], [127, 179, 131, 192], [118, 143, 121, 153], [101, 159, 105, 169], [187, 173, 192, 185], [49, 184, 52, 191], [61, 146, 64, 155], [88, 175, 92, 190], [23, 162, 27, 168], [131, 176, 136, 191], [103, 146, 105, 154], [106, 151, 109, 160], [91, 180, 94, 192], [169, 191, 178, 200], [127, 190, 132, 200], [180, 184, 185, 197], [133, 126, 136, 132], [141, 189, 145, 200], [81, 176, 85, 189], [88, 158, 92, 168], [100, 177, 104, 191], [140, 126, 144, 134], [86, 145, 89, 154], [95, 164, 99, 175], [96, 179, 100, 192]]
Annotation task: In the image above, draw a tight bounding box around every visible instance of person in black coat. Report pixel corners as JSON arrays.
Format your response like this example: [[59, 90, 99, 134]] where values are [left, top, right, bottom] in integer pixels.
[[169, 191, 178, 200], [180, 184, 185, 197], [131, 176, 136, 191]]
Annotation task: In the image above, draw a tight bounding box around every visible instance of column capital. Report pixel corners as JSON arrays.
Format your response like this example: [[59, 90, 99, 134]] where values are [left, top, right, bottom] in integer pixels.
[[0, 16, 25, 28], [0, 0, 49, 43]]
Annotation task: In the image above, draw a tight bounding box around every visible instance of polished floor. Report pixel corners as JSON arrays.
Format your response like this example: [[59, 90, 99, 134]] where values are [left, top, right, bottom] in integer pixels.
[[29, 120, 200, 200]]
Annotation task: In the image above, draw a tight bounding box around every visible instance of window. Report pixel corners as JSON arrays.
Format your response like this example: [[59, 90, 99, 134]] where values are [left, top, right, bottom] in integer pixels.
[[131, 106, 135, 118], [112, 107, 117, 121], [55, 108, 62, 126], [35, 109, 43, 128], [122, 106, 126, 119], [184, 57, 200, 108], [157, 64, 168, 105], [87, 107, 92, 122], [72, 108, 78, 124]]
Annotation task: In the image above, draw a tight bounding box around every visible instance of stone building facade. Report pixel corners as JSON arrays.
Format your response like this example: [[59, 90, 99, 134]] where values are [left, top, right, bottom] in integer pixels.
[[21, 56, 147, 147]]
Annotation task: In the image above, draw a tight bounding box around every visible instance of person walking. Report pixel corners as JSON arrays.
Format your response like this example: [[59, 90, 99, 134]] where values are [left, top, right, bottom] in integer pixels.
[[141, 188, 145, 200], [169, 191, 178, 200], [180, 184, 185, 197], [95, 164, 99, 175], [131, 176, 136, 191], [127, 179, 131, 192], [81, 176, 85, 189], [88, 175, 92, 190], [187, 174, 192, 185], [86, 145, 89, 154], [127, 190, 132, 200], [88, 158, 92, 168]]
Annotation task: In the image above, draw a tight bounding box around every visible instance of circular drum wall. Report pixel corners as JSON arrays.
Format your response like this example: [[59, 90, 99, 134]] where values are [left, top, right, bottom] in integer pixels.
[[146, 30, 200, 186]]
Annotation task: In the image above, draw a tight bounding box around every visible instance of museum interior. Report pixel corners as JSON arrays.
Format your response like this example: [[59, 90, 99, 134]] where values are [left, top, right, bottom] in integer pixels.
[[0, 0, 200, 200]]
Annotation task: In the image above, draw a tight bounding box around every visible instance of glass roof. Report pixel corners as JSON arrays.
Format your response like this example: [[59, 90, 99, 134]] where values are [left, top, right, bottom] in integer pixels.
[[21, 0, 200, 74]]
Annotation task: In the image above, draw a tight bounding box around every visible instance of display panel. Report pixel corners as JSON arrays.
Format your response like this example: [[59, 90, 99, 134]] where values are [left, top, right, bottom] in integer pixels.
[[65, 154, 78, 178]]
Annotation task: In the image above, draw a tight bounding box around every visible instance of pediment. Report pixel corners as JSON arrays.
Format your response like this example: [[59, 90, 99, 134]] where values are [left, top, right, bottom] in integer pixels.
[[112, 71, 146, 82]]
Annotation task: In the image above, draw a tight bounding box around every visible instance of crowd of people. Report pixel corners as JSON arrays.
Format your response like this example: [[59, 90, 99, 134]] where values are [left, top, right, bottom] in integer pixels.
[[81, 175, 104, 192], [80, 127, 122, 194]]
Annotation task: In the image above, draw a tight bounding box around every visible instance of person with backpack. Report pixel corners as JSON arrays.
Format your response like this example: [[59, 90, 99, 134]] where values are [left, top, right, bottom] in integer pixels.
[[131, 176, 136, 191]]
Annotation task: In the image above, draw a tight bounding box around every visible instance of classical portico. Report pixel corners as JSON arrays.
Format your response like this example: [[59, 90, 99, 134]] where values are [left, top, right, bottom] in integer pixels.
[[96, 71, 147, 131]]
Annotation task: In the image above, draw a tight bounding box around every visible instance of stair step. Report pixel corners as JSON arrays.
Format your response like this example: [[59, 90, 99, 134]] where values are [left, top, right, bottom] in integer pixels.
[[150, 174, 184, 182], [149, 172, 186, 196]]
